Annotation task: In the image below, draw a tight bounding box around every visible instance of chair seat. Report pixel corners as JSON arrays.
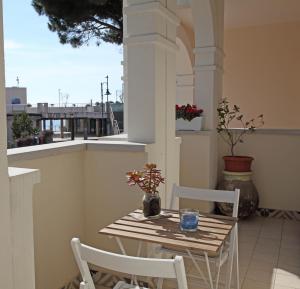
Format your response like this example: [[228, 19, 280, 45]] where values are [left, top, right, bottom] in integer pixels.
[[113, 281, 149, 289]]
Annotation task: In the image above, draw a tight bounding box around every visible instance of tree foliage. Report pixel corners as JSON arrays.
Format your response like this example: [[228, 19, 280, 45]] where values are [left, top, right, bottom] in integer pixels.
[[217, 98, 264, 156], [12, 112, 34, 139], [32, 0, 123, 47]]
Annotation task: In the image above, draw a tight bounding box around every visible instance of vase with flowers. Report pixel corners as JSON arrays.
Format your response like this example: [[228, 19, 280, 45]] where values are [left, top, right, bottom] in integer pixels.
[[176, 104, 204, 131], [127, 163, 164, 217]]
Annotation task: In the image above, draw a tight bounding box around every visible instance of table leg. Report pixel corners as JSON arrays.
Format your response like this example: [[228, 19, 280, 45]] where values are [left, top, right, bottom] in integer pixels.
[[215, 244, 224, 289]]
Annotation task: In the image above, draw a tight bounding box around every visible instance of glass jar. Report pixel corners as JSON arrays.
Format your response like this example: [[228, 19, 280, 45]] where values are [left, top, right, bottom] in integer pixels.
[[143, 193, 161, 217], [179, 209, 199, 232]]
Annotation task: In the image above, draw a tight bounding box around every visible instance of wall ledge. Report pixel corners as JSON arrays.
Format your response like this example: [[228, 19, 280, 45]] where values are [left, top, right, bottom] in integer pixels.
[[176, 130, 214, 136], [8, 167, 40, 183], [176, 128, 300, 136], [7, 139, 147, 163], [229, 128, 300, 135]]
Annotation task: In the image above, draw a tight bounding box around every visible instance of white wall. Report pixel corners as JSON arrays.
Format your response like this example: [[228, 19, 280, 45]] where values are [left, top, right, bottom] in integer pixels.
[[0, 0, 14, 287]]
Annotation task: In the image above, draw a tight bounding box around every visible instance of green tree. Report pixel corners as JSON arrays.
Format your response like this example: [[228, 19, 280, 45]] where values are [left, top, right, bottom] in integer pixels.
[[32, 0, 123, 47], [12, 112, 34, 139]]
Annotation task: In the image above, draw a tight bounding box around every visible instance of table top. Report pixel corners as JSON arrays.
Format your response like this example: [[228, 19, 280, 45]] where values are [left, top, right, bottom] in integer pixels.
[[99, 209, 237, 254]]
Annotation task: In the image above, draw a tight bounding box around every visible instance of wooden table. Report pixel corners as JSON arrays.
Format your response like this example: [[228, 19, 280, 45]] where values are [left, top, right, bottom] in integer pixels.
[[99, 209, 236, 255]]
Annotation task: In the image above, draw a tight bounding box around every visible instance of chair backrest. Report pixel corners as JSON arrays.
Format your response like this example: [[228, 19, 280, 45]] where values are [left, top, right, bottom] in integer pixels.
[[71, 238, 188, 289], [170, 184, 240, 218]]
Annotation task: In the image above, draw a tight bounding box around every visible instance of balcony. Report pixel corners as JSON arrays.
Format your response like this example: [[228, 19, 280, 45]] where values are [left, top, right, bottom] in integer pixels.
[[1, 1, 300, 289], [6, 129, 300, 289]]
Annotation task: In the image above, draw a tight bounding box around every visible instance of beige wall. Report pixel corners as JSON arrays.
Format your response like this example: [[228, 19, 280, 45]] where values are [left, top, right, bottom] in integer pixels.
[[83, 150, 147, 254], [8, 146, 147, 289], [180, 131, 300, 212], [8, 151, 85, 289], [218, 131, 300, 211], [178, 132, 215, 212], [224, 22, 300, 129]]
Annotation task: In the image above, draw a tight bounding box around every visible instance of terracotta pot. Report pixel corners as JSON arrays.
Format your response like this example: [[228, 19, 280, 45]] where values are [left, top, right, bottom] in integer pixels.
[[223, 156, 254, 172]]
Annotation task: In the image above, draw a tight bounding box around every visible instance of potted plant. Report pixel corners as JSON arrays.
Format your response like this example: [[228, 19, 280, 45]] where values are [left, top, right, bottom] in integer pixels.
[[126, 163, 165, 217], [217, 98, 264, 172], [176, 104, 204, 131]]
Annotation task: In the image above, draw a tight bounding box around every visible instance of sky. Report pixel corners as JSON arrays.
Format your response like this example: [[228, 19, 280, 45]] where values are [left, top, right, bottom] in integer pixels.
[[3, 0, 123, 105]]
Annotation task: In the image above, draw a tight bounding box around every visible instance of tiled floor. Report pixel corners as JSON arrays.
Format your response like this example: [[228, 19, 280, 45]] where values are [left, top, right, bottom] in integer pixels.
[[238, 217, 300, 289], [185, 217, 300, 289]]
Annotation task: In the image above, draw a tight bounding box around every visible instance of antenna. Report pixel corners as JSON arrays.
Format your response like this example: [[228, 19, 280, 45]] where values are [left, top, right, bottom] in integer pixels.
[[16, 76, 20, 87], [105, 75, 111, 103]]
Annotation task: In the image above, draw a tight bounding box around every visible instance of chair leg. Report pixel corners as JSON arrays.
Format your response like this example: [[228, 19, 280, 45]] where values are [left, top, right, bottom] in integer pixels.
[[186, 249, 210, 288], [225, 226, 236, 289], [235, 225, 240, 289]]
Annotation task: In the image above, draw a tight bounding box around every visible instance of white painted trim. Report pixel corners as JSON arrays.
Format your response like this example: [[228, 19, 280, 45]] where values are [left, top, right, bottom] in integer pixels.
[[124, 33, 178, 53], [124, 1, 180, 26], [7, 140, 147, 163], [229, 128, 300, 135], [194, 46, 225, 57], [194, 64, 223, 72]]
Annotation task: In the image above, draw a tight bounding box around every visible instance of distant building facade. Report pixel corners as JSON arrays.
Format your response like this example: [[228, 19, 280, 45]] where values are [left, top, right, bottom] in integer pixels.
[[6, 87, 27, 105]]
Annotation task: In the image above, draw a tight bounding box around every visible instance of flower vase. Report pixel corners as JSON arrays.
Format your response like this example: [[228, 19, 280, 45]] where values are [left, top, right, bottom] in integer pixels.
[[143, 193, 161, 217]]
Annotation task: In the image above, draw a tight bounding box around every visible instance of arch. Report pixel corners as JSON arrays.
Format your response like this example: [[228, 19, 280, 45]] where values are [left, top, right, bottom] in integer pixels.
[[176, 24, 194, 67], [191, 0, 216, 47], [176, 36, 193, 105]]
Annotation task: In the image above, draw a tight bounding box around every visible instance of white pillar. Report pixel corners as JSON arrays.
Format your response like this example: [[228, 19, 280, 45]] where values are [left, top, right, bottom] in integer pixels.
[[9, 167, 40, 289], [0, 0, 14, 287], [122, 0, 128, 134], [192, 0, 224, 131], [191, 0, 225, 188], [124, 0, 181, 207]]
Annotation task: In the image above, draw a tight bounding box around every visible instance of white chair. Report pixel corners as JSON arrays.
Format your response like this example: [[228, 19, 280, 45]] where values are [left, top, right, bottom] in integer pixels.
[[160, 184, 240, 289], [71, 237, 189, 289]]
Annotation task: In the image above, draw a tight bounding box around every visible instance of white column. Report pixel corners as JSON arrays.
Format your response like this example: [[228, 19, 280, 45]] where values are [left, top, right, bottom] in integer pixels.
[[8, 167, 40, 289], [0, 0, 14, 287], [122, 0, 128, 134], [176, 73, 194, 104], [191, 0, 225, 188], [192, 0, 224, 131], [124, 0, 181, 206]]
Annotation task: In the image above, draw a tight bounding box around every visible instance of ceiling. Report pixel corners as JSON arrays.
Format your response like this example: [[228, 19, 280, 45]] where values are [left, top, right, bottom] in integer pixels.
[[177, 0, 300, 32], [225, 0, 300, 29]]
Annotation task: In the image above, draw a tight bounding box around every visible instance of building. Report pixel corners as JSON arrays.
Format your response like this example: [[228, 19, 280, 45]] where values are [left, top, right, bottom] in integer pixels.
[[1, 1, 300, 289], [6, 86, 27, 105]]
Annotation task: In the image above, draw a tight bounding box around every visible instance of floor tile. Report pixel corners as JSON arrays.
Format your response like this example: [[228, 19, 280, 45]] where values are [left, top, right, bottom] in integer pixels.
[[242, 279, 274, 289], [275, 273, 300, 289]]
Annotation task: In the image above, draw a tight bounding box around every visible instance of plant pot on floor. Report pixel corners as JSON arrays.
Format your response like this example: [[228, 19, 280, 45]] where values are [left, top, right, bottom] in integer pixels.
[[223, 156, 254, 172], [217, 171, 259, 218]]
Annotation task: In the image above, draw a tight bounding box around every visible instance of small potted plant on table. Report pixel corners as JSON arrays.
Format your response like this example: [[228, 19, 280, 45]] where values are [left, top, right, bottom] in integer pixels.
[[126, 163, 164, 218], [217, 98, 264, 218], [176, 104, 204, 131]]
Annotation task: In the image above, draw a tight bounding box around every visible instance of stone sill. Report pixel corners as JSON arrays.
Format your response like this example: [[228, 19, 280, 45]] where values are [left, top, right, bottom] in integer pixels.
[[7, 139, 147, 162], [176, 128, 300, 136]]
